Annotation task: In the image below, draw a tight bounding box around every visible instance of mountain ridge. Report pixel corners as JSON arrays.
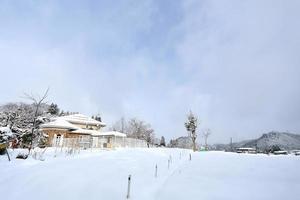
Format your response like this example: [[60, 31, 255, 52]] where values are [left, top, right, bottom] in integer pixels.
[[213, 131, 300, 151]]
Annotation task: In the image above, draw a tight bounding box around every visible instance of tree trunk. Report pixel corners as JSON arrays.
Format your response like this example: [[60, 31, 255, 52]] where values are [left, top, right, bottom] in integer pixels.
[[28, 104, 40, 153], [192, 130, 196, 152]]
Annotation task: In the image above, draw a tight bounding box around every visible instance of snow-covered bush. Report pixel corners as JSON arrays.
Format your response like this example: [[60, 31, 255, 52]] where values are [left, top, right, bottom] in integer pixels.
[[0, 126, 13, 143], [0, 102, 62, 149], [0, 126, 13, 155]]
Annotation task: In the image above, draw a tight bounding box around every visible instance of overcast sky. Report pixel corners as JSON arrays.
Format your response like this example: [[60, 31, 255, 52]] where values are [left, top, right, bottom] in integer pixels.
[[0, 0, 299, 144]]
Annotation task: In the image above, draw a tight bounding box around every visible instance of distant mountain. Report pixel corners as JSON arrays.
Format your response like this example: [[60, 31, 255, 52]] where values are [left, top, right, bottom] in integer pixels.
[[212, 132, 300, 151], [243, 131, 300, 150]]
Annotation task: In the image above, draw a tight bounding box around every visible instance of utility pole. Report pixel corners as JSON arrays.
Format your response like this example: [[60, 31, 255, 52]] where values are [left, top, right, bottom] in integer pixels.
[[121, 117, 125, 133]]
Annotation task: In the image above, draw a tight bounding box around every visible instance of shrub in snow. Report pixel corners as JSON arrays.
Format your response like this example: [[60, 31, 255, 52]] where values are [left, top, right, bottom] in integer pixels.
[[0, 126, 13, 142], [16, 153, 28, 159], [0, 143, 7, 155], [267, 145, 281, 153], [19, 129, 47, 149], [0, 126, 13, 155]]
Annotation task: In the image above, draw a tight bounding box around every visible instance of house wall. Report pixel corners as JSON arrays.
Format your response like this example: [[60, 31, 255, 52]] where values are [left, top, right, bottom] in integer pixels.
[[42, 129, 69, 146], [42, 128, 91, 146]]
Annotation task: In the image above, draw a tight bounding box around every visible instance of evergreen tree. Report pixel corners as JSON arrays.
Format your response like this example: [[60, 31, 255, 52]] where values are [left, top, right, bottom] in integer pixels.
[[160, 136, 166, 146], [48, 103, 60, 115], [185, 111, 198, 152]]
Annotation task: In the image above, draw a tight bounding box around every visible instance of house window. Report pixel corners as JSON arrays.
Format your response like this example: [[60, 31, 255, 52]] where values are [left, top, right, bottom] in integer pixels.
[[56, 134, 61, 146]]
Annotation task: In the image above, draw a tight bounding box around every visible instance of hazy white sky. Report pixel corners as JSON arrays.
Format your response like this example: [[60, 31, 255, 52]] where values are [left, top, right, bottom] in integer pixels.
[[0, 0, 299, 143]]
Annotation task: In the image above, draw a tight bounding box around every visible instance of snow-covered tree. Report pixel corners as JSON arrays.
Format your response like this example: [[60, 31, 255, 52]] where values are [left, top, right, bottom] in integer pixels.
[[185, 111, 198, 152], [48, 103, 59, 115], [94, 115, 102, 122], [111, 117, 155, 146], [127, 118, 155, 144], [160, 136, 166, 146], [0, 126, 13, 155], [0, 126, 13, 143], [109, 117, 126, 133], [168, 136, 195, 149]]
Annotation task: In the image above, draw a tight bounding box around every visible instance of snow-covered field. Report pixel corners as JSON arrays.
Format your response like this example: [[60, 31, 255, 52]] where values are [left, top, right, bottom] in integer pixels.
[[1, 148, 299, 200]]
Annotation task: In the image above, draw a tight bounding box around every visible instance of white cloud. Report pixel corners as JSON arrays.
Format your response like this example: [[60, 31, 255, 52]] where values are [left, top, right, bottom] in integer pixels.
[[0, 0, 299, 143]]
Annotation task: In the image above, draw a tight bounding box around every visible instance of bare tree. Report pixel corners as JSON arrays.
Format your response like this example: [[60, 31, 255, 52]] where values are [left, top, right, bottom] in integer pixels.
[[203, 129, 211, 150], [126, 118, 155, 146], [110, 117, 155, 146], [23, 88, 49, 153], [110, 117, 127, 133], [185, 111, 198, 152]]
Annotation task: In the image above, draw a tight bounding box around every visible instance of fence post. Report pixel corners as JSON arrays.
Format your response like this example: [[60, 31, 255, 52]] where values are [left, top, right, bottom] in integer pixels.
[[54, 144, 57, 157], [155, 164, 158, 178], [5, 147, 11, 162], [126, 175, 131, 199]]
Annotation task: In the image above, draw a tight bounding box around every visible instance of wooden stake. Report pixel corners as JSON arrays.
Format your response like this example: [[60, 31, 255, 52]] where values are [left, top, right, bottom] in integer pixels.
[[5, 148, 11, 162], [126, 175, 131, 199]]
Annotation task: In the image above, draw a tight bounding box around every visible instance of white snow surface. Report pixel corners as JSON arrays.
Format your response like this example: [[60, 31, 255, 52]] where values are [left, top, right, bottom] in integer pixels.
[[0, 148, 299, 200]]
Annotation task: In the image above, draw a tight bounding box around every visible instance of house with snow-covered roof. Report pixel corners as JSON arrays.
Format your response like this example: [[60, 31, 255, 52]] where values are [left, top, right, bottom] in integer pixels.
[[40, 114, 106, 148], [41, 114, 132, 149]]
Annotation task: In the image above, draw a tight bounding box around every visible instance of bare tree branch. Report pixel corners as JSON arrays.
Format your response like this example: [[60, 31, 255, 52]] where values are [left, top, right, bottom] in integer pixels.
[[23, 87, 50, 154], [203, 129, 212, 150]]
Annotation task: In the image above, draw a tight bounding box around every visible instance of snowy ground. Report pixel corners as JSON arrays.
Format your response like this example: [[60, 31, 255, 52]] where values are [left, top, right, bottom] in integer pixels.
[[1, 148, 299, 200]]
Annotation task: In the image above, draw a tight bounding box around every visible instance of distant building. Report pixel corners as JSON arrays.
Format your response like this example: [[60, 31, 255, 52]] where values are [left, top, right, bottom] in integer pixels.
[[236, 147, 256, 154]]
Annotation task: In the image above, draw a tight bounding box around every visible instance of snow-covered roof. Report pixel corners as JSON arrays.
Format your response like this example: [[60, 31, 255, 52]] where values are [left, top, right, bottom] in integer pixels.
[[40, 119, 78, 130], [57, 114, 106, 127], [92, 131, 127, 137]]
